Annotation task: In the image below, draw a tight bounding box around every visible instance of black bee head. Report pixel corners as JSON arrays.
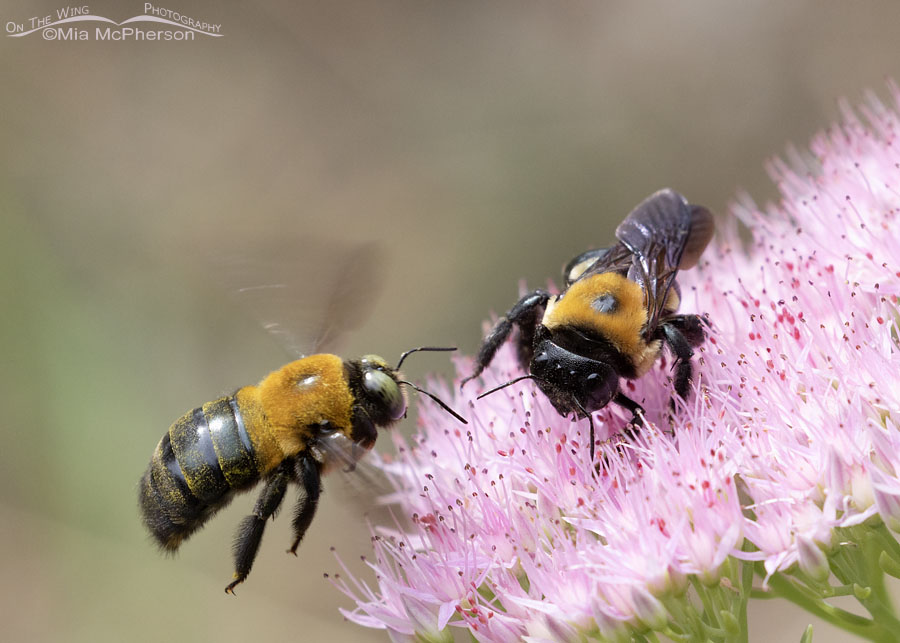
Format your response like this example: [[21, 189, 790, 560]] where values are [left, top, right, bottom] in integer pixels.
[[530, 340, 619, 415], [347, 346, 468, 435], [348, 348, 467, 437]]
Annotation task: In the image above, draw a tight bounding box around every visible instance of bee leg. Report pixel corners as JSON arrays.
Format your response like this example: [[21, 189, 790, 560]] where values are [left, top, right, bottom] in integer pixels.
[[225, 464, 291, 594], [665, 314, 708, 348], [287, 456, 322, 555], [571, 398, 596, 461], [660, 323, 696, 408], [612, 392, 645, 441], [594, 395, 645, 467], [460, 290, 550, 389]]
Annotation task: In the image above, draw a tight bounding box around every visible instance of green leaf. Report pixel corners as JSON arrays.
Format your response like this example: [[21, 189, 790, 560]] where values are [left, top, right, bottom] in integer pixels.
[[719, 610, 740, 637], [878, 550, 900, 580], [799, 624, 813, 643], [853, 583, 872, 600]]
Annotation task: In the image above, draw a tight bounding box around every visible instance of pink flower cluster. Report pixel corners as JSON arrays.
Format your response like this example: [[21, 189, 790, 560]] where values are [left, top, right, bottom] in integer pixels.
[[333, 86, 900, 641]]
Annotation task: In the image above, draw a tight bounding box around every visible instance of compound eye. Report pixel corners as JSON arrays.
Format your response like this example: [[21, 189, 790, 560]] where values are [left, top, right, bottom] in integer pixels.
[[360, 354, 388, 370], [582, 366, 619, 413], [363, 369, 406, 421]]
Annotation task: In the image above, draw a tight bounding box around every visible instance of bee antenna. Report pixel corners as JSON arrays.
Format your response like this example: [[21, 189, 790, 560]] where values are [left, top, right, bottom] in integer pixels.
[[395, 346, 458, 371], [475, 375, 541, 400], [397, 379, 468, 425]]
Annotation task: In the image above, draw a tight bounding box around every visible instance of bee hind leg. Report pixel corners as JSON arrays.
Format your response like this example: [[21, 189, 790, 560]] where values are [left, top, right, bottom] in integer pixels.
[[660, 322, 697, 409], [460, 290, 550, 389], [225, 464, 290, 594], [287, 456, 322, 555], [666, 314, 708, 348]]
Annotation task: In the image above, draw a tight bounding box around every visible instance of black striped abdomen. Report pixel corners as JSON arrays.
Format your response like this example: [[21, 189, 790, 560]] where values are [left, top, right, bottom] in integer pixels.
[[139, 395, 261, 550]]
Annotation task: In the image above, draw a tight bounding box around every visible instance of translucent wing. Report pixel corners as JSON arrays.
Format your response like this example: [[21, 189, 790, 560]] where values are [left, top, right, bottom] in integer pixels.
[[563, 243, 633, 286], [315, 434, 407, 527], [614, 188, 713, 334], [312, 431, 373, 475], [678, 204, 715, 270], [211, 235, 384, 358]]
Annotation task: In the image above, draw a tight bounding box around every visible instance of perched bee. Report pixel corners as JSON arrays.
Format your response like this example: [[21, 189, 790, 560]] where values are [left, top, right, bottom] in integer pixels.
[[139, 347, 465, 593], [461, 188, 714, 459]]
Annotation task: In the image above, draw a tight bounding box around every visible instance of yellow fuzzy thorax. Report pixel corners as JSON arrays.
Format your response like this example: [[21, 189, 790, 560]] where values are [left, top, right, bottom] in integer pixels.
[[235, 354, 354, 473], [544, 272, 649, 361]]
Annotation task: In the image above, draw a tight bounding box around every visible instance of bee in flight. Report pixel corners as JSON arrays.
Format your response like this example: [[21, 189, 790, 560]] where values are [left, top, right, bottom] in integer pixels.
[[139, 347, 466, 594], [461, 188, 714, 460]]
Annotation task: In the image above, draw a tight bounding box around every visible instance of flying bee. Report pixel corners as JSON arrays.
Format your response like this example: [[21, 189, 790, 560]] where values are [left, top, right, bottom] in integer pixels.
[[138, 239, 466, 593], [139, 347, 466, 593], [461, 188, 714, 460]]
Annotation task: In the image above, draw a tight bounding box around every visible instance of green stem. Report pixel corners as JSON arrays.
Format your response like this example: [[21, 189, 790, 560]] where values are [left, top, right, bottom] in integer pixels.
[[827, 546, 856, 586], [858, 528, 900, 626], [736, 557, 753, 643], [872, 521, 900, 563], [827, 584, 865, 598], [691, 578, 724, 630], [766, 572, 894, 643], [867, 527, 898, 612], [709, 582, 729, 617], [667, 590, 721, 642], [824, 525, 900, 629], [662, 593, 700, 641], [661, 627, 690, 643]]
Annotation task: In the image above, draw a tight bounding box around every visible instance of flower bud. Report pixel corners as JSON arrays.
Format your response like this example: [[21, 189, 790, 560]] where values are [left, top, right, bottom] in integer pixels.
[[871, 467, 900, 533], [630, 587, 669, 631], [797, 535, 830, 583]]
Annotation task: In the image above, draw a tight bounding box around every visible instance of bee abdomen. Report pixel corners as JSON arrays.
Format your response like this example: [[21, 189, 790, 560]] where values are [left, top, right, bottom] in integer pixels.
[[139, 396, 260, 550]]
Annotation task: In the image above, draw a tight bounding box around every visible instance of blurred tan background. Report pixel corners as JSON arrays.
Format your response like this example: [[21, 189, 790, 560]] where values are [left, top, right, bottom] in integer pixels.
[[2, 1, 900, 641]]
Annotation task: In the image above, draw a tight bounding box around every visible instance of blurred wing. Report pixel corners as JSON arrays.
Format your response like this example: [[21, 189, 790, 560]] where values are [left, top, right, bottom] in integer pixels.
[[317, 438, 409, 528], [214, 236, 384, 357], [307, 242, 385, 354], [615, 188, 713, 333]]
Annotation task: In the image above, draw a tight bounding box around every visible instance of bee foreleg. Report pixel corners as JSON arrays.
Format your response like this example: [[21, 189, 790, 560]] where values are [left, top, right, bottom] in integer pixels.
[[225, 464, 291, 594], [570, 398, 596, 461], [613, 392, 646, 440], [461, 290, 550, 389], [287, 456, 322, 555], [660, 322, 695, 406]]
